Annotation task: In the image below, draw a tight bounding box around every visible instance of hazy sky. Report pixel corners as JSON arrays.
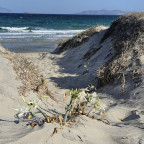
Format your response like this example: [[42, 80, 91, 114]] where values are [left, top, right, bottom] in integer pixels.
[[0, 0, 144, 14]]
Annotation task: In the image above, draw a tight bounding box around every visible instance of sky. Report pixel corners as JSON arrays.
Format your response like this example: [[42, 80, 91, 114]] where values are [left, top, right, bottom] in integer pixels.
[[0, 0, 144, 14]]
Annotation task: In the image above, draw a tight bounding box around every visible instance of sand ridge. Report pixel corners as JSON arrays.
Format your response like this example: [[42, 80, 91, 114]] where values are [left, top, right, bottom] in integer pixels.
[[0, 15, 144, 143]]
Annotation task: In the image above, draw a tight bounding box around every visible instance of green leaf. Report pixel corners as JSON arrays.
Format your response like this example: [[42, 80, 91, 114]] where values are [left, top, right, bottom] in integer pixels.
[[21, 96, 27, 103]]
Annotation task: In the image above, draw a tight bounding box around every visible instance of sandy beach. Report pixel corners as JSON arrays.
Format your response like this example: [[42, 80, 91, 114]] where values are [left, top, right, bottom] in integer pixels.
[[0, 13, 144, 144]]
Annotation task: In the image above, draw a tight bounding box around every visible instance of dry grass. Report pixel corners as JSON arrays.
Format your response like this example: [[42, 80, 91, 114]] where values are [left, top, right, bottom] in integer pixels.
[[97, 49, 143, 88], [12, 57, 43, 95], [97, 53, 131, 87], [97, 13, 144, 87], [124, 12, 144, 18], [12, 56, 58, 101], [0, 48, 57, 101], [54, 26, 104, 54], [101, 12, 144, 54]]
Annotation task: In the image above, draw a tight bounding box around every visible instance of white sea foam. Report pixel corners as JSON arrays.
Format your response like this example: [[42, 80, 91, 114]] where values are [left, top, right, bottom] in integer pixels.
[[0, 27, 29, 32], [32, 29, 84, 34], [0, 36, 40, 39], [0, 27, 85, 43], [0, 27, 84, 34]]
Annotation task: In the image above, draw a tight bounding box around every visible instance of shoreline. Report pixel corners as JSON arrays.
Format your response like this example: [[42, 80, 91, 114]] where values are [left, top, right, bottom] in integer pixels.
[[0, 14, 117, 54]]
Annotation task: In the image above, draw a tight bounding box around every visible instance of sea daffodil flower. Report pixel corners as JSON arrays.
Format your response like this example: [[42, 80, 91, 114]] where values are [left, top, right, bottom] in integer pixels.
[[27, 98, 39, 109], [98, 103, 107, 112], [15, 106, 29, 118], [78, 90, 87, 101]]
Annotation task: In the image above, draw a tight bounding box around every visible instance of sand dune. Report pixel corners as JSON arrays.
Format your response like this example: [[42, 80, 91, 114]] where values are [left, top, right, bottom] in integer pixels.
[[0, 13, 144, 144]]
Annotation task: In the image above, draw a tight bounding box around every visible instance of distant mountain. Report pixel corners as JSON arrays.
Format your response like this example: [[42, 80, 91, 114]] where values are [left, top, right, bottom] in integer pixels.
[[24, 12, 39, 14], [76, 10, 129, 15], [0, 7, 13, 13]]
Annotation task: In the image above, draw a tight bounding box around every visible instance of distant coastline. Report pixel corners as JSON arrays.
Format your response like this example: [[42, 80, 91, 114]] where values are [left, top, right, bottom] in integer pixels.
[[0, 7, 13, 13], [75, 10, 130, 15], [0, 7, 130, 15]]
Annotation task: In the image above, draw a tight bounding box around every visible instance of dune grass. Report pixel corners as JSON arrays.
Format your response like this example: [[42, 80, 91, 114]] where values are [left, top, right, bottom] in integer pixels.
[[97, 13, 144, 87]]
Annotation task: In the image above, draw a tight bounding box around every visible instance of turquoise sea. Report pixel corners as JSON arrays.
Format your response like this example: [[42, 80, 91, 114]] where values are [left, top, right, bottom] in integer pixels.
[[0, 13, 119, 52]]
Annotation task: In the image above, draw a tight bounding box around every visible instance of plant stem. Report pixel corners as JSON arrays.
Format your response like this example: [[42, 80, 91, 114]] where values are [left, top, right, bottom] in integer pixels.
[[63, 99, 73, 124], [37, 107, 48, 122], [87, 107, 94, 116], [82, 102, 87, 114], [32, 111, 40, 115]]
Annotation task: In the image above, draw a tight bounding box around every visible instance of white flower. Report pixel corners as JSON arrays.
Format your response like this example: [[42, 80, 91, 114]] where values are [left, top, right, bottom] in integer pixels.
[[78, 91, 87, 101], [90, 97, 97, 104], [33, 99, 39, 109], [15, 106, 29, 113], [15, 106, 29, 118], [27, 98, 39, 109], [89, 92, 98, 104], [98, 103, 107, 112], [91, 92, 98, 98], [84, 65, 87, 68]]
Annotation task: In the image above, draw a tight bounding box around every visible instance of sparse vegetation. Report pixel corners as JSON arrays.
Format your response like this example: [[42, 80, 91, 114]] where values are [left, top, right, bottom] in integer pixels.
[[16, 85, 107, 127], [124, 12, 144, 18], [101, 13, 144, 53], [122, 73, 125, 93], [63, 87, 106, 124], [0, 48, 57, 101], [12, 56, 56, 100], [97, 13, 144, 87], [54, 26, 106, 53]]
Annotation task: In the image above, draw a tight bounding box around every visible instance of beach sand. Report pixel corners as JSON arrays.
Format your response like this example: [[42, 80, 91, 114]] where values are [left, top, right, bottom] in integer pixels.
[[0, 14, 144, 144]]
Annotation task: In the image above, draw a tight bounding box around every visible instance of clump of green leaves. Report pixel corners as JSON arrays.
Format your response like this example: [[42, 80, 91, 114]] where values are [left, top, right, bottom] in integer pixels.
[[63, 89, 84, 124], [63, 86, 106, 124], [16, 86, 106, 126]]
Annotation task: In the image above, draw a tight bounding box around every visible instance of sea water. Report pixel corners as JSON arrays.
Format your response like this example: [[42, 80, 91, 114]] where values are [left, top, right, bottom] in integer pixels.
[[0, 13, 119, 53]]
